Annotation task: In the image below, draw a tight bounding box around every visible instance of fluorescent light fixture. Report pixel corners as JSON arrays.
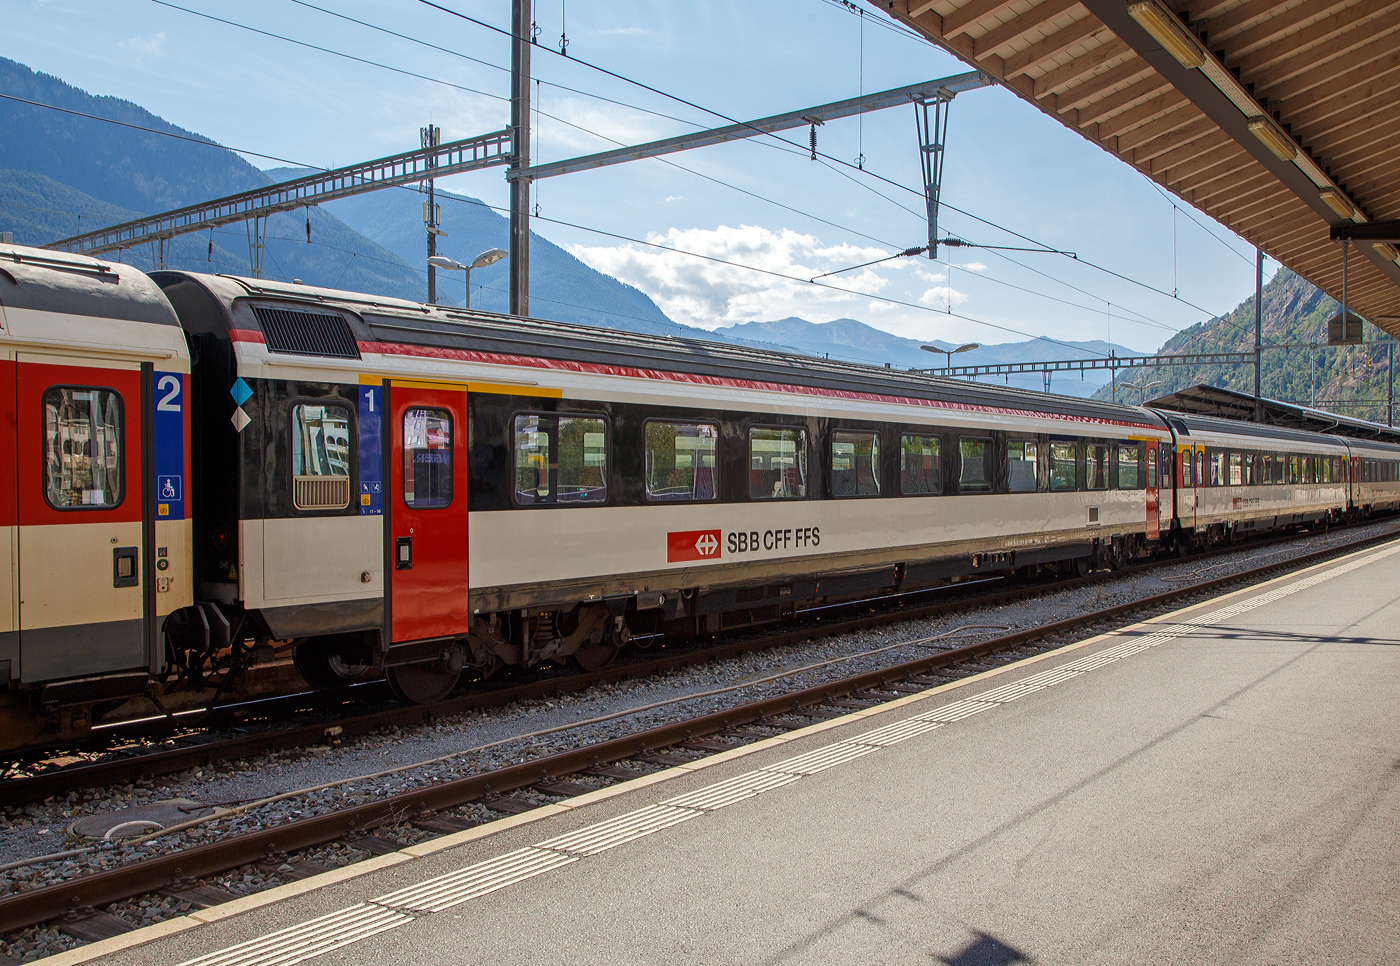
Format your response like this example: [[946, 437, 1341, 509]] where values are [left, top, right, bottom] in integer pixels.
[[1374, 242, 1400, 263], [1128, 1, 1205, 69], [1319, 189, 1355, 219], [1247, 118, 1297, 161]]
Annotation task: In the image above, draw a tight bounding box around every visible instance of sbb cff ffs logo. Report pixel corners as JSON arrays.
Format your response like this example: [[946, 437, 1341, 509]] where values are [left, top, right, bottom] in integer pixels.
[[667, 529, 723, 562]]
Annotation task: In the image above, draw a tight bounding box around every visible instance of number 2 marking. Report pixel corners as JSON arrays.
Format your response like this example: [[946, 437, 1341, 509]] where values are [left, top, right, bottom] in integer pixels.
[[156, 375, 181, 412]]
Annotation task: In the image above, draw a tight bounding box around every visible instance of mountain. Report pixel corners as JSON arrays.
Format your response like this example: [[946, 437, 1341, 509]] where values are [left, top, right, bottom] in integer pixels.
[[1090, 268, 1395, 422], [0, 57, 424, 298], [720, 317, 1142, 398]]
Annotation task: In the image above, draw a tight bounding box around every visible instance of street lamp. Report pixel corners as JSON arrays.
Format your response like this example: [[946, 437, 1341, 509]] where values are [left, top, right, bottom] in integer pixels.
[[1123, 379, 1162, 405], [429, 247, 508, 309], [920, 342, 979, 371]]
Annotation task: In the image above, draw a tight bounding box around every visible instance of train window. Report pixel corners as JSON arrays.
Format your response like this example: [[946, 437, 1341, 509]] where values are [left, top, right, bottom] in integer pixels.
[[831, 431, 880, 497], [1007, 440, 1037, 493], [957, 437, 993, 493], [515, 416, 550, 504], [645, 421, 717, 502], [1319, 457, 1331, 484], [1179, 449, 1192, 488], [1050, 442, 1076, 491], [1243, 453, 1258, 486], [558, 417, 608, 503], [749, 427, 807, 500], [43, 387, 124, 509], [900, 434, 941, 495], [514, 414, 609, 505], [1085, 444, 1108, 490], [1147, 446, 1157, 489], [403, 408, 453, 509], [1208, 450, 1225, 487], [1228, 452, 1242, 486], [1289, 455, 1302, 484], [1117, 444, 1142, 489], [1274, 453, 1286, 484], [292, 403, 352, 510]]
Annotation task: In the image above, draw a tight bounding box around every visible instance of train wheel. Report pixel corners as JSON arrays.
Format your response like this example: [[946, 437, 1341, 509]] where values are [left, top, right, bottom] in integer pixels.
[[570, 641, 619, 672], [294, 638, 363, 691], [386, 664, 461, 704]]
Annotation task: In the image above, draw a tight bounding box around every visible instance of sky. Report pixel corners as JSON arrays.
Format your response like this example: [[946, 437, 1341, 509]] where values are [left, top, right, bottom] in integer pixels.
[[4, 0, 1282, 353]]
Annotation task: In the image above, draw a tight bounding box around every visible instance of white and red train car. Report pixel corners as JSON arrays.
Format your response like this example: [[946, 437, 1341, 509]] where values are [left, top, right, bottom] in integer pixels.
[[2, 240, 1398, 750]]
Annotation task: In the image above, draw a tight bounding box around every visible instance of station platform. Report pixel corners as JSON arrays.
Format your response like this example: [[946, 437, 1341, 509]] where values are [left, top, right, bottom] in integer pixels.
[[71, 538, 1400, 966]]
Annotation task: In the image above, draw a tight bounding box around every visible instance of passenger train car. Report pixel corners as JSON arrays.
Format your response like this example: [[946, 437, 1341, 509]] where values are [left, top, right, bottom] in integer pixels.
[[2, 240, 1398, 750]]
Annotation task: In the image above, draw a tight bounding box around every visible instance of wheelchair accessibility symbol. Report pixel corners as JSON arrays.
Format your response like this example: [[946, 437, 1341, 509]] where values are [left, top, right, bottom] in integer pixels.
[[157, 475, 182, 502]]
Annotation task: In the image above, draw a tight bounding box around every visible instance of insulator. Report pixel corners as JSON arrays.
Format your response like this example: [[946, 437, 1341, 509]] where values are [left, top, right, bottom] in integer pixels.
[[809, 124, 817, 161]]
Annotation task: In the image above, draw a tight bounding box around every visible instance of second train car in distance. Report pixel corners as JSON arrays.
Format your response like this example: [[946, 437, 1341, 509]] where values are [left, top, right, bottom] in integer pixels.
[[151, 269, 1179, 703]]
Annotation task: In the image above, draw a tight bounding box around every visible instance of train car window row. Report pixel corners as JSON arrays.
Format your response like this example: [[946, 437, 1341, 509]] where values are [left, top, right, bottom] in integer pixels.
[[514, 413, 608, 505], [1362, 458, 1399, 482], [43, 386, 124, 509], [291, 402, 352, 510], [1198, 447, 1345, 486]]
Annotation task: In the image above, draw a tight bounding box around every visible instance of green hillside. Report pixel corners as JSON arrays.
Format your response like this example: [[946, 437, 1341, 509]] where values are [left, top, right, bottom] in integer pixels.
[[1092, 268, 1397, 423]]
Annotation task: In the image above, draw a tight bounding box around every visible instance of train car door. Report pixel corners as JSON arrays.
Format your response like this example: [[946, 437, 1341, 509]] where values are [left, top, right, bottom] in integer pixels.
[[388, 382, 469, 643], [0, 345, 15, 685], [1178, 445, 1196, 532], [1145, 442, 1159, 535], [16, 354, 147, 682]]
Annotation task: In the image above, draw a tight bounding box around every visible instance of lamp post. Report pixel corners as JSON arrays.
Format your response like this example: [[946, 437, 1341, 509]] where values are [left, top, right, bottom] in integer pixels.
[[428, 247, 508, 309], [1122, 379, 1162, 405], [920, 342, 979, 372]]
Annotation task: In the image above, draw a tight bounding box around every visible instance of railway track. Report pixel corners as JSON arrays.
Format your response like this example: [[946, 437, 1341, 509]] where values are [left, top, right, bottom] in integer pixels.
[[2, 520, 1377, 808], [1, 522, 1396, 942]]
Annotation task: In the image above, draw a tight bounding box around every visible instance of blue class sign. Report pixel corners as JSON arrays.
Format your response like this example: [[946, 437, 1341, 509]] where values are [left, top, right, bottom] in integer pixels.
[[154, 372, 186, 519], [358, 384, 383, 515]]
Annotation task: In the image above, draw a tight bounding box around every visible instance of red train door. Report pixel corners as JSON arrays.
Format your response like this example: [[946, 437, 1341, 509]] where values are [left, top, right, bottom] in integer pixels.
[[388, 383, 469, 643], [16, 355, 147, 682]]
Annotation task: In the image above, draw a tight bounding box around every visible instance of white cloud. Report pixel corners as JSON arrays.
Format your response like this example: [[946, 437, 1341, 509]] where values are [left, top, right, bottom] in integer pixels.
[[535, 96, 674, 154], [664, 195, 683, 203], [959, 261, 987, 272], [868, 300, 899, 314], [917, 286, 969, 308], [569, 224, 894, 329], [120, 32, 165, 57]]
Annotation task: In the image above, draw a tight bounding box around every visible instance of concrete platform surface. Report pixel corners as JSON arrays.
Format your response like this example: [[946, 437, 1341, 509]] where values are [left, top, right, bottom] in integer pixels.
[[83, 539, 1400, 966]]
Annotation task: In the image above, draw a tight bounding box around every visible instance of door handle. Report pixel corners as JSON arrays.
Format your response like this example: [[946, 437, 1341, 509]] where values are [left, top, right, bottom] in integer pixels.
[[114, 547, 139, 588], [395, 536, 413, 570]]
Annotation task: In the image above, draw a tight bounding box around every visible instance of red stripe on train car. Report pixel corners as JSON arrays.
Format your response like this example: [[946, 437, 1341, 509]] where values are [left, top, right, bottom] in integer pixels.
[[354, 340, 1166, 433]]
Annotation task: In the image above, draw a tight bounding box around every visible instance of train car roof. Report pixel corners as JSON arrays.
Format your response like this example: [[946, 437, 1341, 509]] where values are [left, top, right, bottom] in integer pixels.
[[1152, 409, 1351, 450], [154, 270, 1170, 431], [0, 244, 180, 327]]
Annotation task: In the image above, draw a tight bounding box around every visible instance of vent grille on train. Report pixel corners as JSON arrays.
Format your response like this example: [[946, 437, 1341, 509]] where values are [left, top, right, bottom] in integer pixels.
[[294, 476, 350, 510], [253, 306, 361, 359]]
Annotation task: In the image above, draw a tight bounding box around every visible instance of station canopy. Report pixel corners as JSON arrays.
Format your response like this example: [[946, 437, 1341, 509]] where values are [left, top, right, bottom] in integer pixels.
[[1145, 383, 1400, 441], [880, 1, 1400, 336]]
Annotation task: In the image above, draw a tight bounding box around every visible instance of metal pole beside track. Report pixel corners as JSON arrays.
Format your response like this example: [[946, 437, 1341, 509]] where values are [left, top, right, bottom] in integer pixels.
[[1254, 247, 1263, 422], [509, 0, 532, 317]]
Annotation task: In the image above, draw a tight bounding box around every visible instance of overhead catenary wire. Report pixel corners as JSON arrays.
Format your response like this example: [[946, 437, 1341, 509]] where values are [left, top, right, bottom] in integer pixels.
[[137, 0, 1227, 341], [3, 44, 1247, 354]]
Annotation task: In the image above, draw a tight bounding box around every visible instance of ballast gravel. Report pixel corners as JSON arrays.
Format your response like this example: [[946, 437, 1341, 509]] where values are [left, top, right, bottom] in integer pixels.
[[2, 520, 1396, 956]]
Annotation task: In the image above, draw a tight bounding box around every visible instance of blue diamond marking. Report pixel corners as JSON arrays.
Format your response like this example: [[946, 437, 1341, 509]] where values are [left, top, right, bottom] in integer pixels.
[[230, 377, 252, 407]]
